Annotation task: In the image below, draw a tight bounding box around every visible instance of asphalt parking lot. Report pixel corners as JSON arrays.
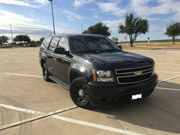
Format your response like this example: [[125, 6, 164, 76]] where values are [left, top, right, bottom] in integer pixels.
[[0, 47, 180, 135]]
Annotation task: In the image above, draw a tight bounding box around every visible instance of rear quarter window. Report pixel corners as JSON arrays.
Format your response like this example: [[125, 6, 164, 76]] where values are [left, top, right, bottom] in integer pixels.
[[42, 37, 52, 48]]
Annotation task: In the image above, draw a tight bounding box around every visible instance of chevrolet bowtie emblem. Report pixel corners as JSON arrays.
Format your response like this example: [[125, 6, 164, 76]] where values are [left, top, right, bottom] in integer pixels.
[[135, 71, 143, 76]]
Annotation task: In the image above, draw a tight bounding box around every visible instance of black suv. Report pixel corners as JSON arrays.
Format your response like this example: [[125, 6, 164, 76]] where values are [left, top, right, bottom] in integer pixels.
[[40, 34, 158, 108]]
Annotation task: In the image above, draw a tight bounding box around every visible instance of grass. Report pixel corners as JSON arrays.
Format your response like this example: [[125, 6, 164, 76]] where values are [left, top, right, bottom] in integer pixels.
[[119, 41, 180, 47]]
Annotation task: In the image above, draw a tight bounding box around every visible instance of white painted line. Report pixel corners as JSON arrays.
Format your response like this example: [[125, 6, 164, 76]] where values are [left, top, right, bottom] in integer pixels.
[[0, 103, 41, 115], [159, 75, 180, 83], [51, 115, 144, 135], [0, 103, 145, 135], [156, 87, 180, 91], [157, 71, 180, 74], [4, 73, 42, 78]]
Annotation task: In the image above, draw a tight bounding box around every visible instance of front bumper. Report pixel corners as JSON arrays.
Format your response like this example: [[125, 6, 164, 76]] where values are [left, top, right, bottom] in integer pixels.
[[88, 74, 158, 101]]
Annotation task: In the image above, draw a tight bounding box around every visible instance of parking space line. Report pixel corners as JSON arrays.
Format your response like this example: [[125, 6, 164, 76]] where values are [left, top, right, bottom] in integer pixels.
[[51, 115, 145, 135], [0, 103, 145, 135], [156, 87, 180, 91], [159, 75, 180, 83], [4, 73, 42, 78], [157, 71, 180, 74]]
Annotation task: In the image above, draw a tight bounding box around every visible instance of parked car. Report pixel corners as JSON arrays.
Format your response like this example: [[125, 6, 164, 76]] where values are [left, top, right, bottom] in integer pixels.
[[39, 34, 158, 108]]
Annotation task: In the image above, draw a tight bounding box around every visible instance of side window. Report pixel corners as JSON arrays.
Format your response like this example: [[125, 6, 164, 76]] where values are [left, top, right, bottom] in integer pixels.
[[58, 37, 68, 51], [42, 37, 51, 48], [48, 37, 59, 51]]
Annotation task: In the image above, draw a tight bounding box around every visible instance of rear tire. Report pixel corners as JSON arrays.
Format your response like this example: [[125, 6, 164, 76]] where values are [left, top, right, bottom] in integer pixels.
[[70, 77, 93, 109], [42, 63, 51, 82]]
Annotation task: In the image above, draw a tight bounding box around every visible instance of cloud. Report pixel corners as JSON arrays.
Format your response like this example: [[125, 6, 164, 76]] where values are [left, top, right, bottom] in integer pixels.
[[0, 0, 37, 8], [61, 10, 83, 20], [103, 19, 124, 27], [74, 0, 95, 7], [0, 0, 49, 8], [0, 9, 51, 36], [97, 0, 180, 21], [93, 14, 98, 19], [0, 9, 73, 39], [130, 0, 180, 20], [149, 24, 166, 33], [102, 19, 124, 34], [34, 0, 49, 5], [0, 10, 35, 25], [97, 2, 126, 16]]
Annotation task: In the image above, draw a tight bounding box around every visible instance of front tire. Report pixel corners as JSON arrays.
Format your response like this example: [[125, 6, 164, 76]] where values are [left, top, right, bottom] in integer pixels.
[[42, 63, 51, 82], [70, 77, 92, 108]]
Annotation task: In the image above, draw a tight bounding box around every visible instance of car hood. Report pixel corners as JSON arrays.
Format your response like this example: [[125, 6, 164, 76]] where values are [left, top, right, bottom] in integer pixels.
[[81, 51, 154, 69]]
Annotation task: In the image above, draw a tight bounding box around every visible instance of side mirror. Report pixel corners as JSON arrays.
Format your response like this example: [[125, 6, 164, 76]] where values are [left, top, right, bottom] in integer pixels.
[[54, 47, 67, 55], [118, 45, 122, 50]]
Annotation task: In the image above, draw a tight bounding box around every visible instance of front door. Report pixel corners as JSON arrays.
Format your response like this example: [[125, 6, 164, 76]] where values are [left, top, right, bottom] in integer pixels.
[[54, 37, 71, 83], [46, 37, 60, 75]]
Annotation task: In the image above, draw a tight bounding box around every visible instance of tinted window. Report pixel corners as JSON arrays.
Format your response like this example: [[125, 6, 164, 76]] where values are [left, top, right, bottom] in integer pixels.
[[58, 37, 68, 51], [42, 36, 51, 48], [69, 36, 120, 54], [48, 37, 59, 51]]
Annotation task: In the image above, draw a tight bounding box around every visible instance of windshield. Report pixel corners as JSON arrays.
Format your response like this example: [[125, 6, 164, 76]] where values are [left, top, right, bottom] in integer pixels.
[[68, 36, 121, 54]]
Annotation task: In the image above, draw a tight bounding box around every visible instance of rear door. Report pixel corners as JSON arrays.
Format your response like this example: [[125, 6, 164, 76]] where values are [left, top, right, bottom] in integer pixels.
[[46, 37, 60, 75], [54, 37, 71, 83]]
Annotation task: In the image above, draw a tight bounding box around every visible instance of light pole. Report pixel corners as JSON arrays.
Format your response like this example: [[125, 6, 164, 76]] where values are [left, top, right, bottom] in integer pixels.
[[48, 0, 56, 35], [10, 24, 13, 45]]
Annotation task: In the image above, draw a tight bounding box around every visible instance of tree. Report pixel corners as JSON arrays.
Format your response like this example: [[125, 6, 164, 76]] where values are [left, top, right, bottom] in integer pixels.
[[40, 37, 44, 44], [14, 35, 31, 46], [119, 14, 149, 47], [0, 35, 9, 45], [165, 22, 180, 44], [83, 22, 111, 37], [29, 37, 44, 47]]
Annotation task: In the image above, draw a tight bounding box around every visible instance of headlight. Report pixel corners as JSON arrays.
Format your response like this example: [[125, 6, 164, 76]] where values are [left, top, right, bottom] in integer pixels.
[[92, 69, 114, 82], [97, 70, 112, 78]]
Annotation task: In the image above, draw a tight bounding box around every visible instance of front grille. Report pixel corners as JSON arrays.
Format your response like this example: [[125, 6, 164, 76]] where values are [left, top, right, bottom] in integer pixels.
[[115, 65, 153, 85]]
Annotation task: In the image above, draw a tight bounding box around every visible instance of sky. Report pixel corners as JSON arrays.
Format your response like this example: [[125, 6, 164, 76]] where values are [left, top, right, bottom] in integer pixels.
[[0, 0, 180, 41]]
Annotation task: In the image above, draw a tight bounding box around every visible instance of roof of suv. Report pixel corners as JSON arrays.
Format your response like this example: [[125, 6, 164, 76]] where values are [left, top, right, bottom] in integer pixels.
[[52, 34, 105, 38]]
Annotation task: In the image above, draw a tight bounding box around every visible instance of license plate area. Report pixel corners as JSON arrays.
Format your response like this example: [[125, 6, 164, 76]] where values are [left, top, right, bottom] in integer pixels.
[[132, 94, 142, 100]]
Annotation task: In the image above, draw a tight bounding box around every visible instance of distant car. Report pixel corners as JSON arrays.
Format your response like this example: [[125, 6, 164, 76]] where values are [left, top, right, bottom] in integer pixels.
[[39, 34, 158, 108], [0, 44, 12, 48]]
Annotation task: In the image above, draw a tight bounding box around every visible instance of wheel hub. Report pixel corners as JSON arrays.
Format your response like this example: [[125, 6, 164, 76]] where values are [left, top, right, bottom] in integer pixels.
[[78, 89, 84, 97]]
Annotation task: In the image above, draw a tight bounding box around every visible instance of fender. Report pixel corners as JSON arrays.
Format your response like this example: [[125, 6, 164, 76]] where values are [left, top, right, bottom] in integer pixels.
[[68, 63, 92, 83]]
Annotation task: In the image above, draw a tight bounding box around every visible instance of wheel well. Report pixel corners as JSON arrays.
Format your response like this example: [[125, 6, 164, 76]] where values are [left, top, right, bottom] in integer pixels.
[[70, 71, 82, 83], [41, 60, 45, 68]]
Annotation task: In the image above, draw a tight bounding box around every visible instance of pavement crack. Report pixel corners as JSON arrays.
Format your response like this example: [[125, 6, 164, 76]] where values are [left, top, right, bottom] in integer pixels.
[[0, 105, 78, 131]]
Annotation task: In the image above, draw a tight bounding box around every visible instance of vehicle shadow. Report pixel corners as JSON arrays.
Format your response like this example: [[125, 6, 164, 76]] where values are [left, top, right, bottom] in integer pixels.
[[92, 81, 180, 134]]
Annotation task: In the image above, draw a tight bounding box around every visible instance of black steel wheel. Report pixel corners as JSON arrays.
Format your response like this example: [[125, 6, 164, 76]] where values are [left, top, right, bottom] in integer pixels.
[[70, 77, 92, 108]]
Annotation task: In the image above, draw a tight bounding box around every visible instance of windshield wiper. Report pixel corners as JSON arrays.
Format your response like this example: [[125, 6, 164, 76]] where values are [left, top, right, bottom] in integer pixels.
[[99, 49, 121, 53]]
